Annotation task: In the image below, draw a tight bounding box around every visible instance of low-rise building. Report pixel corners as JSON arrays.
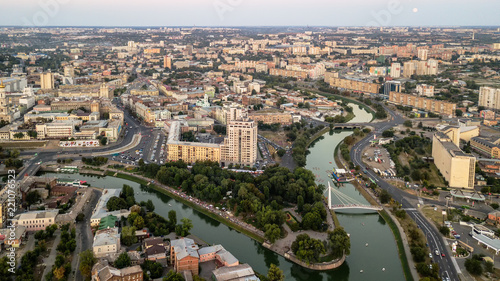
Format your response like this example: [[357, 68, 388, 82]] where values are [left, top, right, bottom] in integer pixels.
[[12, 210, 58, 232], [170, 238, 199, 275], [93, 227, 120, 258], [471, 136, 500, 159], [92, 261, 143, 281], [212, 264, 259, 281]]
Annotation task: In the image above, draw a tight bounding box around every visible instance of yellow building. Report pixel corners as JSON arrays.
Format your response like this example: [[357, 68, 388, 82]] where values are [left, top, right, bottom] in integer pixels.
[[130, 89, 159, 96], [432, 127, 476, 189], [166, 121, 221, 163], [248, 111, 292, 125], [471, 137, 500, 159], [167, 142, 221, 164], [329, 77, 380, 94], [40, 72, 54, 90], [389, 92, 457, 116]]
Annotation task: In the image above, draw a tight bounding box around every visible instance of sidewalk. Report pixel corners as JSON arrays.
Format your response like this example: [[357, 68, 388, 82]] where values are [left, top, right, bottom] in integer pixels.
[[41, 229, 61, 280]]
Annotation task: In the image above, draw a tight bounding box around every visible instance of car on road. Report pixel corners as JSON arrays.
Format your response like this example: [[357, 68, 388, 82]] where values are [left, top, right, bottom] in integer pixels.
[[429, 253, 432, 258], [441, 253, 445, 257], [435, 250, 439, 256]]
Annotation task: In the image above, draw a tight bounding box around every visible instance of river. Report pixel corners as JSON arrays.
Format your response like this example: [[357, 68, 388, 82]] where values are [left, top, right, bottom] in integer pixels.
[[41, 103, 405, 281]]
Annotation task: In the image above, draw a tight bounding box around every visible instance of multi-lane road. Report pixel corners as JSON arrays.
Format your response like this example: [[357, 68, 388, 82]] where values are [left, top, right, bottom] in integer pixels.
[[350, 105, 460, 281]]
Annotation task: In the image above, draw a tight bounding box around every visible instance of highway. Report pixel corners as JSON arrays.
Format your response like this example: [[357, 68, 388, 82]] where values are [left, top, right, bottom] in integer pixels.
[[349, 104, 460, 281]]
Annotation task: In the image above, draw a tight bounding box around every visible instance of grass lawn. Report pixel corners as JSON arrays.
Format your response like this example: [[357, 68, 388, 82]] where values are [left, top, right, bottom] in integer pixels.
[[0, 141, 46, 148], [427, 164, 445, 187], [260, 131, 290, 148], [421, 206, 446, 227]]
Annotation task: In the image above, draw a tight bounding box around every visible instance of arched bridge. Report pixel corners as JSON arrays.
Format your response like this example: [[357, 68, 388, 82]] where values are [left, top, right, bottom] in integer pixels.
[[330, 204, 382, 211], [327, 182, 382, 212]]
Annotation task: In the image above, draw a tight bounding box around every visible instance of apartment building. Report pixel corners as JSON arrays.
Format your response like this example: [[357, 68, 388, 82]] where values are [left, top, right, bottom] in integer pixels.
[[390, 63, 401, 78], [166, 121, 222, 163], [389, 92, 457, 116], [432, 127, 476, 189], [416, 84, 435, 97], [402, 59, 438, 77], [478, 87, 500, 110], [471, 136, 500, 159], [220, 119, 257, 166], [40, 72, 55, 90], [12, 210, 58, 232], [329, 77, 380, 94], [269, 68, 308, 79], [167, 142, 221, 163], [248, 111, 293, 125]]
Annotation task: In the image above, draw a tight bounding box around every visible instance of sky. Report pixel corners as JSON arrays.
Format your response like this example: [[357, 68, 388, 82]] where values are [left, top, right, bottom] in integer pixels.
[[2, 0, 500, 27]]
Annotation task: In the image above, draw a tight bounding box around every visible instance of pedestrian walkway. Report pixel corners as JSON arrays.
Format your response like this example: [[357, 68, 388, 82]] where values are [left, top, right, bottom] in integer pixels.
[[41, 230, 61, 280]]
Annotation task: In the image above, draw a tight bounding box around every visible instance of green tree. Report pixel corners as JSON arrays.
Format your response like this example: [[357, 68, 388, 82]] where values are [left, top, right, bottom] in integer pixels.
[[106, 196, 128, 211], [79, 250, 96, 280], [121, 226, 138, 246], [464, 257, 483, 276], [13, 132, 25, 139], [380, 189, 391, 204], [264, 224, 281, 243], [291, 234, 326, 263], [100, 137, 108, 146], [382, 130, 394, 138], [277, 149, 286, 157], [115, 252, 131, 269], [439, 225, 450, 237], [403, 120, 413, 128], [327, 227, 351, 258], [146, 199, 155, 212], [168, 210, 177, 226], [163, 270, 185, 281], [26, 191, 41, 206], [133, 216, 145, 229], [455, 109, 463, 117], [267, 264, 285, 281]]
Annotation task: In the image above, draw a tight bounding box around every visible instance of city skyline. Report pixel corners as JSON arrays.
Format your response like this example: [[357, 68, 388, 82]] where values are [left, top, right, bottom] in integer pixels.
[[3, 0, 500, 27]]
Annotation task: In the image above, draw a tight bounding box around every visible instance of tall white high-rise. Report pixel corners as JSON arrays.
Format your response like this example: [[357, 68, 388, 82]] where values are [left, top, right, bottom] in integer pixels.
[[221, 118, 257, 166], [390, 63, 401, 78], [478, 87, 500, 110], [418, 48, 428, 60], [40, 72, 54, 90]]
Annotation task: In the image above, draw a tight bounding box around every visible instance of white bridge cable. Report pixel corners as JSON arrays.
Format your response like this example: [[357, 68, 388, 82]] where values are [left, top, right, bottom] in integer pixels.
[[330, 187, 365, 206]]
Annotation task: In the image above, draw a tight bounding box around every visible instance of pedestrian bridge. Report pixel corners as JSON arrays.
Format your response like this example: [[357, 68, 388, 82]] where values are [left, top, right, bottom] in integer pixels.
[[328, 182, 382, 212], [330, 204, 382, 211]]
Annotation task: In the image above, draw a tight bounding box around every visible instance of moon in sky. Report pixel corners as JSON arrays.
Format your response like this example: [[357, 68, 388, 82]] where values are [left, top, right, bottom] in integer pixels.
[[412, 8, 419, 13]]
